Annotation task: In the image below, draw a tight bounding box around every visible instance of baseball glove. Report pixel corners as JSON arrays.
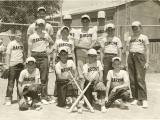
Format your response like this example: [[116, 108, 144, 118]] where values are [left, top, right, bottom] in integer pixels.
[[23, 84, 41, 96], [1, 69, 9, 79], [19, 97, 29, 111]]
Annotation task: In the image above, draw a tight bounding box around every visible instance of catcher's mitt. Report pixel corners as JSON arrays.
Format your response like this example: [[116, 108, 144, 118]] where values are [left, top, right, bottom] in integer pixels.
[[1, 69, 9, 79], [23, 84, 41, 95], [19, 97, 29, 111]]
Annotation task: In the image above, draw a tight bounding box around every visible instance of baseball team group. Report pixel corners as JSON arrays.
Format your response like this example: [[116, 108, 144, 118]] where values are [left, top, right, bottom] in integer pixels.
[[2, 6, 149, 113]]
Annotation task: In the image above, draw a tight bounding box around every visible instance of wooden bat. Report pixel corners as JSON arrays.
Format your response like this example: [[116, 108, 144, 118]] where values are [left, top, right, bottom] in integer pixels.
[[68, 71, 94, 113], [68, 81, 94, 113]]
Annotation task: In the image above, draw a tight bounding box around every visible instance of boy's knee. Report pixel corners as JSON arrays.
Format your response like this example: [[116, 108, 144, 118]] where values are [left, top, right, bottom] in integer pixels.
[[121, 91, 130, 102]]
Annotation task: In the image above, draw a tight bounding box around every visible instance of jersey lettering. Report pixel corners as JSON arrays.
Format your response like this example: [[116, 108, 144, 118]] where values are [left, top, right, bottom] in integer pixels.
[[88, 67, 99, 72], [97, 30, 106, 34], [69, 33, 75, 37], [61, 67, 72, 73], [80, 34, 92, 38], [105, 42, 117, 46], [130, 39, 144, 43], [33, 38, 47, 43], [59, 43, 72, 48], [111, 78, 124, 83], [24, 77, 35, 82], [13, 46, 23, 50]]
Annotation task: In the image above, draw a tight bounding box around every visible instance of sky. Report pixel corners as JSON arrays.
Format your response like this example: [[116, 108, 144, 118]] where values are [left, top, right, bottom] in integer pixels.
[[62, 0, 107, 10]]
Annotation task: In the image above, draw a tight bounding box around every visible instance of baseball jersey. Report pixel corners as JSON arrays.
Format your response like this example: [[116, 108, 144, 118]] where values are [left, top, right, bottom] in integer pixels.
[[126, 34, 149, 54], [19, 68, 40, 89], [6, 40, 23, 66], [56, 27, 77, 41], [92, 26, 107, 45], [28, 32, 52, 52], [107, 70, 129, 89], [55, 60, 76, 79], [53, 39, 74, 58], [83, 60, 103, 81], [101, 36, 122, 54], [75, 28, 97, 53], [27, 23, 54, 36]]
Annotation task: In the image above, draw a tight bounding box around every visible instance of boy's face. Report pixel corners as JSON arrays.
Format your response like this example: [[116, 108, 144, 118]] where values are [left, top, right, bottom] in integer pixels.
[[81, 18, 90, 27], [36, 23, 45, 31], [106, 27, 115, 36], [26, 61, 36, 72], [88, 54, 97, 63], [98, 18, 105, 24], [63, 19, 72, 27], [61, 29, 69, 38], [59, 51, 68, 61], [112, 60, 121, 70], [132, 26, 141, 34], [37, 10, 46, 20], [15, 31, 22, 42]]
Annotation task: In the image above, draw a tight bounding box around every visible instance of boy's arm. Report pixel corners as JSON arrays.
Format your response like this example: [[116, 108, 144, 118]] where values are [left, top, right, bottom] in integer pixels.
[[111, 81, 129, 93], [72, 50, 76, 64], [18, 82, 23, 98], [52, 50, 57, 66], [118, 48, 122, 59], [6, 54, 10, 69], [83, 73, 91, 81], [144, 44, 149, 69], [28, 45, 32, 57], [100, 48, 104, 66], [105, 80, 111, 102]]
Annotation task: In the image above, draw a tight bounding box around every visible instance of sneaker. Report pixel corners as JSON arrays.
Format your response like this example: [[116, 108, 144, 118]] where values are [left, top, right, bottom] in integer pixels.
[[78, 108, 82, 114], [101, 106, 107, 113], [114, 99, 120, 104], [41, 99, 49, 105], [131, 100, 138, 105], [5, 101, 11, 106], [120, 101, 126, 109], [30, 103, 42, 111], [142, 100, 148, 108]]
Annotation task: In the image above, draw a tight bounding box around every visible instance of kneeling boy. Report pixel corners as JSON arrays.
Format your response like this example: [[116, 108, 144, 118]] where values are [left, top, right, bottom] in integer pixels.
[[105, 57, 130, 109], [18, 57, 42, 111]]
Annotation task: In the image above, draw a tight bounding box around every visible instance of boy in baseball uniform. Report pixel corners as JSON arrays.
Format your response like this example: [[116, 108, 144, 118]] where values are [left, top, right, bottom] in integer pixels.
[[18, 57, 42, 111], [100, 23, 122, 86], [126, 21, 149, 108], [105, 57, 130, 109], [5, 29, 24, 106], [83, 49, 107, 113], [55, 47, 79, 110], [28, 19, 53, 105]]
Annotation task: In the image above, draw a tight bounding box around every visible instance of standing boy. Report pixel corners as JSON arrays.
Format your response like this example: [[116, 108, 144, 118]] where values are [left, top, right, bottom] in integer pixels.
[[105, 57, 130, 109], [5, 29, 24, 106], [100, 23, 122, 86], [126, 21, 149, 108]]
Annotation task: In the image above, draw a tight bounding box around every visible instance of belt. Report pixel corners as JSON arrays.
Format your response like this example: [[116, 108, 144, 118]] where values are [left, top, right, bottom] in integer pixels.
[[129, 52, 143, 55], [104, 53, 117, 56], [31, 51, 46, 54]]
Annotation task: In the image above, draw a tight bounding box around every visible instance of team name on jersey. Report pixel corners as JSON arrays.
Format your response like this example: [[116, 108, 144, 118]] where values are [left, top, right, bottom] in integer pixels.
[[80, 34, 92, 38], [111, 78, 124, 82], [105, 42, 117, 46], [61, 67, 72, 73], [69, 33, 75, 37], [97, 30, 106, 34], [59, 43, 72, 48], [130, 39, 144, 43], [24, 77, 35, 82], [33, 38, 47, 43], [13, 46, 23, 50], [88, 67, 99, 72]]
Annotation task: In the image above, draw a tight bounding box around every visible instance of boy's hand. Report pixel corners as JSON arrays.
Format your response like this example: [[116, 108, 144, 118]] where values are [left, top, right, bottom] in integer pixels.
[[111, 87, 118, 92], [105, 96, 108, 102]]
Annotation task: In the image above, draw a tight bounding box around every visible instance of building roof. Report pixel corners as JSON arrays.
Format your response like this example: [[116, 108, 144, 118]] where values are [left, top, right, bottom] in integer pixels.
[[54, 0, 134, 18]]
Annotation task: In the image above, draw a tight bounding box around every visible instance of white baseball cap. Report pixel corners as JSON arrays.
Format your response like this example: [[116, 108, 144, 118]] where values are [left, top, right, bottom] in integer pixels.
[[58, 47, 68, 54], [63, 14, 72, 19], [132, 21, 141, 27], [37, 7, 46, 12], [98, 11, 105, 18], [87, 49, 98, 55], [112, 57, 121, 62], [26, 57, 36, 63], [36, 19, 45, 25], [81, 14, 90, 21], [106, 23, 115, 29], [61, 26, 70, 32]]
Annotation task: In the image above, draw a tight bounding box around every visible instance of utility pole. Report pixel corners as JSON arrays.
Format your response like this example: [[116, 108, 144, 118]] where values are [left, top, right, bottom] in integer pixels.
[[125, 0, 131, 33], [60, 0, 63, 25]]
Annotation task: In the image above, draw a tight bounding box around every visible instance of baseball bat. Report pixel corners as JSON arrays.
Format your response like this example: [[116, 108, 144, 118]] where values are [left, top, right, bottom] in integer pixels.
[[68, 71, 94, 113], [68, 81, 92, 113]]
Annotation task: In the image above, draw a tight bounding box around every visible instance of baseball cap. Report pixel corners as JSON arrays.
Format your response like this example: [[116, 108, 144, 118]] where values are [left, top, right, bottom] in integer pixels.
[[61, 26, 69, 32], [112, 57, 121, 62], [36, 19, 45, 25], [87, 49, 98, 55], [58, 47, 68, 54], [132, 21, 141, 27], [37, 7, 46, 12], [63, 14, 72, 19], [26, 57, 36, 63], [81, 14, 90, 21], [98, 11, 105, 18], [106, 23, 115, 29]]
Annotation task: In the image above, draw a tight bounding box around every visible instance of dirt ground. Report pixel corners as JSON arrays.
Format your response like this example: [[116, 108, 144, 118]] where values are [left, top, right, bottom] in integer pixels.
[[0, 72, 160, 120]]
